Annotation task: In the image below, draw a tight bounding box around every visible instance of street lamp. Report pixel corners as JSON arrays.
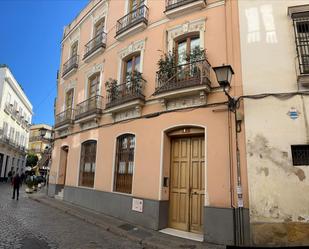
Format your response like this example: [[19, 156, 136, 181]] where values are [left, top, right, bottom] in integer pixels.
[[213, 64, 237, 112], [39, 127, 47, 138], [213, 64, 245, 245]]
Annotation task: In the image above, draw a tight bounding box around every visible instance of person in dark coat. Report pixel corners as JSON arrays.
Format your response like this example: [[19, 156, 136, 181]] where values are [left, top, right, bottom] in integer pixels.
[[12, 173, 21, 200]]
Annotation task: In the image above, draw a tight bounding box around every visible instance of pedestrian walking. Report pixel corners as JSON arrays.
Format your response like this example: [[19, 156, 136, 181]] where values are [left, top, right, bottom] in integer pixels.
[[12, 173, 21, 200], [20, 171, 25, 185]]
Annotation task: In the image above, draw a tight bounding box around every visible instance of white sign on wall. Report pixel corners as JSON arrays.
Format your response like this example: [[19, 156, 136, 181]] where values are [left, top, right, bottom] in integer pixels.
[[132, 198, 143, 213]]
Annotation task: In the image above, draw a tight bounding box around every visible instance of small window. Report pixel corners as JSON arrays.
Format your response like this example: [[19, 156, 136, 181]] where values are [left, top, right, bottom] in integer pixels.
[[94, 18, 105, 36], [79, 140, 97, 188], [175, 35, 200, 65], [71, 41, 78, 57], [291, 145, 309, 166], [65, 89, 74, 109], [123, 53, 140, 83], [114, 134, 135, 194], [292, 15, 309, 74], [129, 0, 144, 12], [88, 73, 100, 97]]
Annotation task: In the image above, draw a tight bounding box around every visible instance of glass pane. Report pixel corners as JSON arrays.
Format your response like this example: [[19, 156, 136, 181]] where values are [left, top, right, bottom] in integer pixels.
[[134, 55, 140, 72], [190, 37, 200, 51], [177, 41, 187, 65], [126, 59, 133, 74]]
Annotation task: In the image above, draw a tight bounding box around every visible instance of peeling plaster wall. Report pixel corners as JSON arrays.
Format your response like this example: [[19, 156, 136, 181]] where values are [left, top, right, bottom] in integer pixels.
[[238, 0, 309, 245]]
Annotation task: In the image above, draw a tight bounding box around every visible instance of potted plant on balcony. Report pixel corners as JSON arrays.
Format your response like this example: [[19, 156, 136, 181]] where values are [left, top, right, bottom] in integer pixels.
[[105, 78, 118, 102], [126, 70, 145, 95], [157, 51, 177, 83]]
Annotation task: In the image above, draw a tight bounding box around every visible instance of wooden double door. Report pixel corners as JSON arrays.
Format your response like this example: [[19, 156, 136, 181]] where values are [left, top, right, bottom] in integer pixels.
[[169, 136, 205, 234]]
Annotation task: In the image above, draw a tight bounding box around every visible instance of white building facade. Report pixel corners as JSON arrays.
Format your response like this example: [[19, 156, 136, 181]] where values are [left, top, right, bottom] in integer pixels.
[[238, 1, 309, 245], [0, 65, 33, 181]]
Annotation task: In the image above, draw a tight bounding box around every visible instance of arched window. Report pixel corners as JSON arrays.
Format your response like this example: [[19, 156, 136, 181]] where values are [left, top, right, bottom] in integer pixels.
[[114, 134, 135, 194], [79, 140, 97, 188]]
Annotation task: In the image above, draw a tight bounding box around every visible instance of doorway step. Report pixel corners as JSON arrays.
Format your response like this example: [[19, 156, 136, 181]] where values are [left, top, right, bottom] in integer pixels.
[[54, 188, 64, 200], [159, 228, 203, 242]]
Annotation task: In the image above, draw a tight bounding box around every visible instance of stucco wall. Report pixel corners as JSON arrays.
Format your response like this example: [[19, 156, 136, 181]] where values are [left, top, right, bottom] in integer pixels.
[[238, 0, 309, 245]]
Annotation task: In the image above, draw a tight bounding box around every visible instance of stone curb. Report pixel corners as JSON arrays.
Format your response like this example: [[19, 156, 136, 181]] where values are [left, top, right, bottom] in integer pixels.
[[29, 195, 183, 249]]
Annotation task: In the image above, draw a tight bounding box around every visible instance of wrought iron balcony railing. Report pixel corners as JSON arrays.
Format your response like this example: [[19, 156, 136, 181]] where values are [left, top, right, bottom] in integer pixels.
[[4, 103, 13, 114], [0, 129, 26, 153], [165, 0, 206, 11], [116, 5, 149, 37], [55, 108, 74, 128], [62, 55, 79, 77], [75, 95, 104, 120], [106, 77, 146, 109], [84, 31, 107, 60], [29, 136, 52, 143], [155, 59, 211, 95]]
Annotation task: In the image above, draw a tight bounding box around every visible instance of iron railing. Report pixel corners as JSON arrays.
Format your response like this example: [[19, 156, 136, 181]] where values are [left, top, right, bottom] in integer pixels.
[[106, 78, 145, 109], [291, 145, 309, 165], [116, 5, 149, 36], [62, 55, 79, 77], [0, 129, 26, 153], [84, 31, 107, 59], [165, 0, 206, 11], [4, 103, 13, 114], [292, 15, 309, 74], [155, 59, 211, 95], [75, 95, 103, 120], [55, 108, 74, 128], [29, 136, 52, 143]]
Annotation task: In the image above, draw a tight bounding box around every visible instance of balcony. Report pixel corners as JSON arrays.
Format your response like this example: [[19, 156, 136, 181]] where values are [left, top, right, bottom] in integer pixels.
[[4, 103, 13, 115], [0, 129, 26, 154], [105, 78, 146, 112], [154, 59, 211, 98], [115, 5, 149, 40], [75, 95, 104, 123], [29, 136, 52, 143], [54, 108, 74, 129], [165, 0, 206, 18], [62, 55, 79, 79], [83, 31, 107, 62]]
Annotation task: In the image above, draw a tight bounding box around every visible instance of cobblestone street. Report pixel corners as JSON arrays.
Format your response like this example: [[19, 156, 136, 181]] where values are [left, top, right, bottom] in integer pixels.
[[0, 183, 144, 249]]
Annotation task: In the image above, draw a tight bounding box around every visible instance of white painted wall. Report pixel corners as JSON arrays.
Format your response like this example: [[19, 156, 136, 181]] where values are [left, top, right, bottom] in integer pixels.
[[0, 66, 33, 176], [239, 0, 309, 224]]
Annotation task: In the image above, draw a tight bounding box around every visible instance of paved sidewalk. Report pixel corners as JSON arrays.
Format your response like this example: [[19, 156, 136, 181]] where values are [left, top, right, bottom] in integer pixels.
[[29, 192, 224, 249]]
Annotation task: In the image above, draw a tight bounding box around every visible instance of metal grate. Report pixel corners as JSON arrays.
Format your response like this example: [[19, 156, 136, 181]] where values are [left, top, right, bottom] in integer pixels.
[[292, 15, 309, 74], [291, 144, 309, 166]]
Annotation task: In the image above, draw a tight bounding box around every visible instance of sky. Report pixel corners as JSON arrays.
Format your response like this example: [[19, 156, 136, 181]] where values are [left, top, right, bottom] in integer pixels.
[[0, 0, 89, 126]]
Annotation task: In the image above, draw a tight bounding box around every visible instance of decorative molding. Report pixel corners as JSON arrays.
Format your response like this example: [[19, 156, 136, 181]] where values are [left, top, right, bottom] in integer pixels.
[[118, 39, 146, 59], [167, 19, 206, 51], [164, 92, 207, 110], [113, 107, 141, 122]]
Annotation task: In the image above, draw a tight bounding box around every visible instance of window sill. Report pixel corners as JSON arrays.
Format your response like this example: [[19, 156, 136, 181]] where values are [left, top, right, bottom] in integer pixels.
[[297, 74, 309, 87]]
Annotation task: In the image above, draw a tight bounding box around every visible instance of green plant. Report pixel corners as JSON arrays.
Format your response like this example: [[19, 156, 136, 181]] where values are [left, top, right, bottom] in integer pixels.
[[126, 70, 145, 93], [189, 46, 206, 62], [105, 78, 118, 100], [157, 51, 177, 81], [26, 153, 38, 167]]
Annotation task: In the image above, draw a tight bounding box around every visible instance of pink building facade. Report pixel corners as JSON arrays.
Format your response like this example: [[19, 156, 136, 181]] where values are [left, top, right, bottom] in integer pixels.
[[49, 0, 249, 245]]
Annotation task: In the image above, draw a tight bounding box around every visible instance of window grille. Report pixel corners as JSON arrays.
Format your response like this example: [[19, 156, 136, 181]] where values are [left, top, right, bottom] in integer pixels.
[[292, 13, 309, 74], [114, 134, 135, 194], [291, 144, 309, 166], [79, 140, 97, 187]]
